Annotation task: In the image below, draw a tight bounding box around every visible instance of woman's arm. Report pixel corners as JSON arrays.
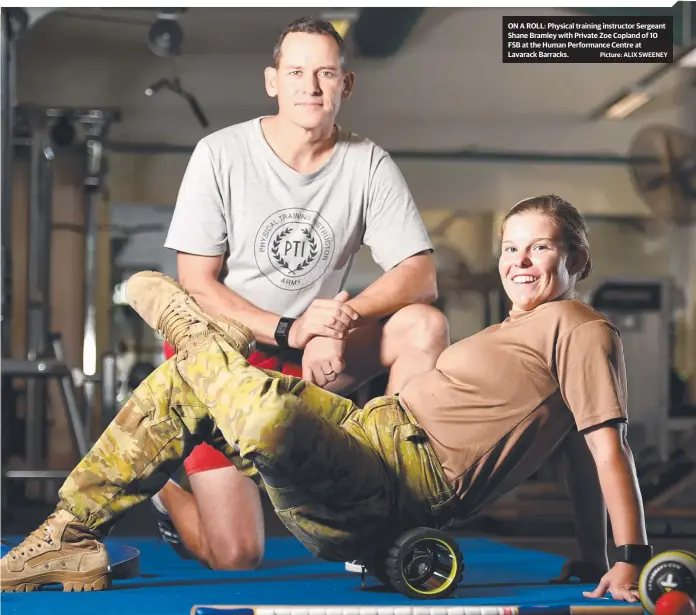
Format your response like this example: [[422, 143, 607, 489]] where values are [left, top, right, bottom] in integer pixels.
[[581, 420, 649, 603], [560, 427, 608, 570]]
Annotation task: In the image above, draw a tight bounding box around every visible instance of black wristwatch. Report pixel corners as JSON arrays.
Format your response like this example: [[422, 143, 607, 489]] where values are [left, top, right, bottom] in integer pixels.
[[274, 317, 296, 349], [615, 544, 654, 567]]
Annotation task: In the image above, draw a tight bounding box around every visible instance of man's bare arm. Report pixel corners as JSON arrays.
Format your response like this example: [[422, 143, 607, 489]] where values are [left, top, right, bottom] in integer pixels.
[[346, 251, 438, 323], [177, 252, 359, 348], [178, 253, 282, 346]]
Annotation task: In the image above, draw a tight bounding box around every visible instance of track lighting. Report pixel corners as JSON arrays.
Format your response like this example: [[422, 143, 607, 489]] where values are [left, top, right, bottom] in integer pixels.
[[148, 13, 184, 57]]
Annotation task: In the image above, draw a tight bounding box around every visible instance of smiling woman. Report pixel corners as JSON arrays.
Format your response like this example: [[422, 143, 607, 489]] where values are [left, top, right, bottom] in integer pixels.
[[499, 194, 592, 312]]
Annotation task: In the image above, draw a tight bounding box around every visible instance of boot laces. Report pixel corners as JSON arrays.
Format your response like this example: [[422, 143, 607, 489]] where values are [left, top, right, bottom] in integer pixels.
[[156, 293, 254, 357], [9, 518, 57, 561], [157, 300, 208, 350]]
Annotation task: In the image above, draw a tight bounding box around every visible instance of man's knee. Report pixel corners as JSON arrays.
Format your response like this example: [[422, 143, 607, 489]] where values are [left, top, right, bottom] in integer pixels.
[[207, 542, 264, 571], [389, 304, 449, 352]]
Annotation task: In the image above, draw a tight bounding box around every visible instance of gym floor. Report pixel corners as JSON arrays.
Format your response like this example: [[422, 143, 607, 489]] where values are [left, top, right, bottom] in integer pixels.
[[2, 495, 695, 615]]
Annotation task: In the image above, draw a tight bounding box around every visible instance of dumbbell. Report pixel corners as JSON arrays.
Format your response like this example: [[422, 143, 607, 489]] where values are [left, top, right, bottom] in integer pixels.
[[639, 550, 696, 615]]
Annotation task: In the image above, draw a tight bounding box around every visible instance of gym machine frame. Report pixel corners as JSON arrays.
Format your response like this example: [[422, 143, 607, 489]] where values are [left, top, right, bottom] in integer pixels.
[[3, 104, 121, 481], [589, 276, 696, 517], [2, 12, 119, 483]]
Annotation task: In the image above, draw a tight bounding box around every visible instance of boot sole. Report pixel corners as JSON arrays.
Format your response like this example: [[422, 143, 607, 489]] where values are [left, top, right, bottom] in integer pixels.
[[0, 569, 111, 592]]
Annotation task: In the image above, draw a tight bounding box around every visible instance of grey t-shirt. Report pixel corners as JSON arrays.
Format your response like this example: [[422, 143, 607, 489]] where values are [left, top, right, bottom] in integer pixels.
[[164, 117, 433, 318]]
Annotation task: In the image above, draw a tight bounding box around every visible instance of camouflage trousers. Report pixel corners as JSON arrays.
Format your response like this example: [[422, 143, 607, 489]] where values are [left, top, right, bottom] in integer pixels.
[[57, 334, 456, 562]]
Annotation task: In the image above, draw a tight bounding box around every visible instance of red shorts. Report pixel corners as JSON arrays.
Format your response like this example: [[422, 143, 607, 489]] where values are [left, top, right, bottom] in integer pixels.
[[162, 340, 302, 476]]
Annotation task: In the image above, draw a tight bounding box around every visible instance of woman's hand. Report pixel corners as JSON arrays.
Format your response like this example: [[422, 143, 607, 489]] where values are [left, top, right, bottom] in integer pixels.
[[582, 562, 641, 602]]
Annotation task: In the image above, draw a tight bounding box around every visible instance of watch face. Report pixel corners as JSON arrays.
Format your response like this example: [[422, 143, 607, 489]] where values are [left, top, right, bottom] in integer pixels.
[[278, 322, 289, 335]]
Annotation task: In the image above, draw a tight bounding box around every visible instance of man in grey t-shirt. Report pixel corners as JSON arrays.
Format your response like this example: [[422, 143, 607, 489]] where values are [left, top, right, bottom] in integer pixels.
[[151, 17, 450, 572]]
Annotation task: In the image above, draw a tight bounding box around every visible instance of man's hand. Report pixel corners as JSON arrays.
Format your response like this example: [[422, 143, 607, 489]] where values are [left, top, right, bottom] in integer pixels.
[[289, 292, 359, 349], [583, 562, 641, 603], [301, 336, 347, 387]]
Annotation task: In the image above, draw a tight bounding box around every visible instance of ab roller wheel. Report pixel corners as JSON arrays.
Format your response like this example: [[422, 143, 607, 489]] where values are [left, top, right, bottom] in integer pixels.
[[369, 527, 464, 599], [639, 550, 696, 615]]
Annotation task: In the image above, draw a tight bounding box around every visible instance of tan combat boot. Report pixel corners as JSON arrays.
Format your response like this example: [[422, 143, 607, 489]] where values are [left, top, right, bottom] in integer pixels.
[[125, 271, 256, 357], [0, 510, 110, 592]]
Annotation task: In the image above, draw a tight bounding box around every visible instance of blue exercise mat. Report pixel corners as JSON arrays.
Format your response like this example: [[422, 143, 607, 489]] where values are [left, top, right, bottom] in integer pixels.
[[0, 536, 642, 615]]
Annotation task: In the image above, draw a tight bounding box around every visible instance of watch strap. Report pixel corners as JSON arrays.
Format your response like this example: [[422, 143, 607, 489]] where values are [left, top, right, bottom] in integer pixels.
[[616, 544, 653, 567], [274, 317, 296, 349]]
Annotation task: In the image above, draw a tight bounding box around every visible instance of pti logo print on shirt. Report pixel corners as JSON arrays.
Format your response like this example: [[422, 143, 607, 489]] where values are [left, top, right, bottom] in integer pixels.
[[254, 208, 335, 290]]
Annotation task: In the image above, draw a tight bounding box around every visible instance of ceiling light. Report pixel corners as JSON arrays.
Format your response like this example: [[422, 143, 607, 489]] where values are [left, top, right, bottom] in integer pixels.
[[330, 20, 352, 38], [321, 9, 359, 39], [148, 14, 184, 57], [604, 90, 652, 120]]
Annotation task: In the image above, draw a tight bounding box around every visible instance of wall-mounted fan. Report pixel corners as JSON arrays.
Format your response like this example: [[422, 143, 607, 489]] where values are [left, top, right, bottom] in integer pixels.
[[628, 124, 696, 225]]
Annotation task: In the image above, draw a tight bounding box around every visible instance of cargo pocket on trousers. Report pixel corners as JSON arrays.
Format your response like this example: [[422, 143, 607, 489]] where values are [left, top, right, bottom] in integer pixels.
[[392, 423, 435, 516], [273, 494, 390, 563], [274, 507, 324, 558]]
